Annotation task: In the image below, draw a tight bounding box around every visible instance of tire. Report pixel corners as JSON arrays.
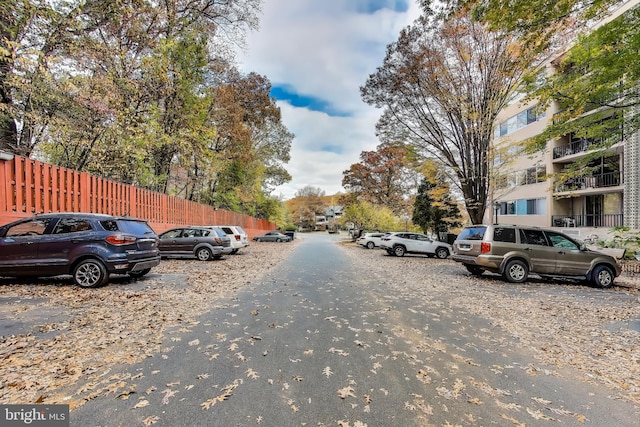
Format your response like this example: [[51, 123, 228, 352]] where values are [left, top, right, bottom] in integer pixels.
[[256, 238, 262, 242], [435, 247, 449, 259], [386, 249, 394, 255], [230, 249, 238, 254], [592, 264, 615, 288], [73, 259, 109, 288], [502, 259, 529, 283], [276, 238, 282, 242], [465, 265, 484, 276], [366, 241, 375, 249], [129, 268, 151, 279], [196, 247, 213, 261], [393, 245, 406, 257]]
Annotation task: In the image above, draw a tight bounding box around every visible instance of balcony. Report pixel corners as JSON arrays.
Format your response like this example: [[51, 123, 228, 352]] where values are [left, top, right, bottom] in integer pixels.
[[554, 172, 622, 193], [552, 214, 624, 228], [553, 140, 594, 159]]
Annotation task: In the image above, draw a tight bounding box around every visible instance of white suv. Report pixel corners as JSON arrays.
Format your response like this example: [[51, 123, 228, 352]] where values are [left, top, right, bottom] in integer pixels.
[[380, 232, 451, 259], [356, 232, 386, 249], [207, 225, 249, 254]]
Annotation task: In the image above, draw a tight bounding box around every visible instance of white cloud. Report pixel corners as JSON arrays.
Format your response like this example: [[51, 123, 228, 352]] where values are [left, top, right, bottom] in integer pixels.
[[237, 0, 422, 199]]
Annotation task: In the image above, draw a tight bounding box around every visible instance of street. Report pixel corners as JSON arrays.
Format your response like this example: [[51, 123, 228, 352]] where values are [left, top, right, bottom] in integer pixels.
[[67, 232, 639, 426]]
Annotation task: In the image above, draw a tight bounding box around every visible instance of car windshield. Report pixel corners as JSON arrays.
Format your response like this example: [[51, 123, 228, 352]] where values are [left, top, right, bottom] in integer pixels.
[[458, 226, 486, 241]]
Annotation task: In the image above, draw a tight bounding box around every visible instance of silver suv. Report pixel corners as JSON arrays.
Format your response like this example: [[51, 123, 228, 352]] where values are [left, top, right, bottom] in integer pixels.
[[452, 224, 621, 287]]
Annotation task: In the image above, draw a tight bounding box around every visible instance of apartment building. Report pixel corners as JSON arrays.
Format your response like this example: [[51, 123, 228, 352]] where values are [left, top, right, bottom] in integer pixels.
[[489, 1, 640, 236]]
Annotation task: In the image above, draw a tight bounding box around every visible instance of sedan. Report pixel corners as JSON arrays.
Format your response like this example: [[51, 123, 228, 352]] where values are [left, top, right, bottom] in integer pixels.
[[380, 232, 451, 258], [252, 231, 291, 242], [158, 226, 232, 260]]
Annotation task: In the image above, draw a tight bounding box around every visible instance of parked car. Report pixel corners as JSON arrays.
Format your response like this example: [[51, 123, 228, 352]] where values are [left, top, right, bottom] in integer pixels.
[[207, 225, 249, 254], [451, 224, 622, 287], [380, 232, 451, 258], [158, 226, 232, 260], [356, 232, 386, 249], [0, 213, 160, 288], [252, 231, 291, 242]]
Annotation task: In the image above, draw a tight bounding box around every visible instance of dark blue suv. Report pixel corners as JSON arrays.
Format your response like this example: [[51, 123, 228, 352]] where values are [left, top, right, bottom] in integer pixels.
[[0, 213, 160, 287]]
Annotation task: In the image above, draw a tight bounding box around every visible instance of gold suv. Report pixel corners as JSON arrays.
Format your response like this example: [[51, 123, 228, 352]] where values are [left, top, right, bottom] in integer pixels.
[[452, 224, 621, 287]]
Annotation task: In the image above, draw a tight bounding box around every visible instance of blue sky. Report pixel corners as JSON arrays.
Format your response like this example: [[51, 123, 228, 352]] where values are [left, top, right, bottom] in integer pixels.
[[237, 0, 421, 200]]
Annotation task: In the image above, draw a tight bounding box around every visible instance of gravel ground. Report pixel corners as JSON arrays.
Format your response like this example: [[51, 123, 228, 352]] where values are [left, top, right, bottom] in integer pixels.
[[1, 235, 639, 411], [341, 241, 640, 408]]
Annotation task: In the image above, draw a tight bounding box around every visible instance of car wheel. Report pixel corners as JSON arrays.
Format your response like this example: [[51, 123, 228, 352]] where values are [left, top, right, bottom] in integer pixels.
[[231, 249, 238, 254], [276, 238, 282, 242], [435, 247, 449, 259], [502, 259, 528, 283], [592, 264, 615, 288], [256, 238, 262, 242], [386, 249, 394, 255], [73, 259, 109, 288], [129, 268, 151, 279], [393, 245, 406, 257], [366, 241, 375, 249], [464, 265, 484, 276], [196, 247, 213, 261]]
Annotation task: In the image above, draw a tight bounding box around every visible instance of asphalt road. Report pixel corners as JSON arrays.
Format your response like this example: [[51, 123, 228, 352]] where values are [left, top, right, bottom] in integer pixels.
[[70, 233, 640, 427]]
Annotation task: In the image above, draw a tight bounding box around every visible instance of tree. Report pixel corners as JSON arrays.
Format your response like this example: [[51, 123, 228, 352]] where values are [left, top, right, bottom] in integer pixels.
[[338, 201, 399, 235], [413, 177, 462, 234], [523, 7, 640, 169], [1, 0, 290, 219], [361, 9, 537, 224], [288, 186, 327, 229], [464, 0, 638, 184], [341, 141, 416, 215]]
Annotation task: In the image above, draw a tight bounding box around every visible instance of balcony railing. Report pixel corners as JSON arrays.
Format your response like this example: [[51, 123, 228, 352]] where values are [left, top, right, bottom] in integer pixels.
[[553, 140, 595, 159], [552, 214, 624, 228], [554, 172, 621, 192]]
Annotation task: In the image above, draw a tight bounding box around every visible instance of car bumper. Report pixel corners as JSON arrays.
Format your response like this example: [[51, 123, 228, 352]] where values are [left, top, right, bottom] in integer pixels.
[[109, 255, 161, 272], [452, 253, 503, 270]]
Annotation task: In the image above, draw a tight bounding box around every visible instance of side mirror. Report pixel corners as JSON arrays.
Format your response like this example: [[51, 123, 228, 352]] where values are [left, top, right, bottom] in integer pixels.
[[579, 243, 586, 251]]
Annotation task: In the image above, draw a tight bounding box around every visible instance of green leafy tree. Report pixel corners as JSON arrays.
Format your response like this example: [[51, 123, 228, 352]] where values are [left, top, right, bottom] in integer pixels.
[[523, 7, 640, 176], [338, 201, 398, 235], [413, 178, 462, 234]]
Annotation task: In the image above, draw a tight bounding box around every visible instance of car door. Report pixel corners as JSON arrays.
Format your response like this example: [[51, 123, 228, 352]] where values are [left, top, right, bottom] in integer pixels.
[[546, 231, 590, 275], [519, 228, 556, 274], [0, 217, 54, 273], [38, 216, 97, 272], [414, 233, 434, 254], [159, 229, 185, 254]]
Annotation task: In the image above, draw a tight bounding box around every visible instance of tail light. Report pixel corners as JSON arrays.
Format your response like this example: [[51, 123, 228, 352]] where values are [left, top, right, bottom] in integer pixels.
[[215, 237, 222, 244], [106, 234, 137, 245], [234, 235, 241, 241], [480, 242, 491, 253]]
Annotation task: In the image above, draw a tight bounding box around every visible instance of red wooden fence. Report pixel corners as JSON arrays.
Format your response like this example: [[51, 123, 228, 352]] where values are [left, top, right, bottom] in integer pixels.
[[0, 155, 276, 237]]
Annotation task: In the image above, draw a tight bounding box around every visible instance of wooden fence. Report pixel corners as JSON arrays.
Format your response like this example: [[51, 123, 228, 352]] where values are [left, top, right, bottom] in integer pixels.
[[0, 155, 276, 237]]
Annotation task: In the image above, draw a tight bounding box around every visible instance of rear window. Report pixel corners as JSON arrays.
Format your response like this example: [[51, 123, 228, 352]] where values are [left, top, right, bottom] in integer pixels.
[[102, 219, 155, 235], [235, 226, 246, 235], [493, 227, 516, 243], [457, 226, 486, 241]]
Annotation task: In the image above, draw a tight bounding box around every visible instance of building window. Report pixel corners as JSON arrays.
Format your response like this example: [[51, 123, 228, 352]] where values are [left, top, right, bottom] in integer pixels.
[[499, 198, 546, 216], [495, 106, 546, 139]]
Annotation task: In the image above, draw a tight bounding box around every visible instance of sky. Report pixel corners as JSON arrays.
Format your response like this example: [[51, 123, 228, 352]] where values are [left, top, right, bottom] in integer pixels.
[[237, 0, 422, 200]]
